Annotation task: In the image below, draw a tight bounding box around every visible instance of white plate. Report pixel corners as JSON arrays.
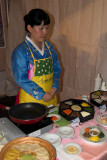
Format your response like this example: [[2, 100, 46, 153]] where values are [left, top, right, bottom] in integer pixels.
[[95, 115, 107, 127], [80, 125, 107, 145], [63, 143, 82, 155], [57, 126, 74, 138], [40, 133, 61, 147], [47, 114, 61, 122]]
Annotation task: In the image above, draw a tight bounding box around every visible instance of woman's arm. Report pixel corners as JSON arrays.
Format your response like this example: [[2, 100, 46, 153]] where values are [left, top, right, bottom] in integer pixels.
[[12, 46, 45, 100], [49, 43, 62, 92]]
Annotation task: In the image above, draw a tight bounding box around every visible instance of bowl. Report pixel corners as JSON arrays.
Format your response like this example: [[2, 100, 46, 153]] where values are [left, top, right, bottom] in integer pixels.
[[63, 142, 82, 155], [100, 114, 107, 124], [89, 128, 100, 136], [0, 137, 56, 160], [40, 133, 61, 147]]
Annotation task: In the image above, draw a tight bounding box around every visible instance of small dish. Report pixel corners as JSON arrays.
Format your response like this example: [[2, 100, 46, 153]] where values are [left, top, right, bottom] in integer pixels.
[[40, 133, 61, 147], [89, 128, 100, 136], [63, 143, 82, 155], [47, 114, 61, 122], [95, 115, 107, 127], [100, 114, 107, 124], [80, 125, 107, 145], [57, 126, 74, 138]]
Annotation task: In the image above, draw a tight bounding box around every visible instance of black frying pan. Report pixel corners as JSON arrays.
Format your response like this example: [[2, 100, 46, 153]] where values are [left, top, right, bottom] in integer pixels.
[[8, 103, 47, 125]]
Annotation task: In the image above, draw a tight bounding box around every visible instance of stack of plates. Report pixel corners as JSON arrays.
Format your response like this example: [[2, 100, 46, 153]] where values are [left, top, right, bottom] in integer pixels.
[[57, 126, 74, 138], [40, 133, 61, 147]]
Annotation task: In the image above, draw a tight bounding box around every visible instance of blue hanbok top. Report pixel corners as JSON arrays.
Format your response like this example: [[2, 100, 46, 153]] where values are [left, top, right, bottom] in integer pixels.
[[12, 35, 61, 100]]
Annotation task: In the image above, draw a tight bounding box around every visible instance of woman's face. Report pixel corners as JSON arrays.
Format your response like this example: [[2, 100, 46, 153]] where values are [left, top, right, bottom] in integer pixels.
[[28, 21, 49, 44]]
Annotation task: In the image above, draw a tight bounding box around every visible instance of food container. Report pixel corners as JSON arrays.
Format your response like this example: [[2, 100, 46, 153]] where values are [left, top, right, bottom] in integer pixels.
[[0, 137, 56, 160], [100, 113, 107, 125], [80, 125, 106, 144], [90, 90, 107, 107], [63, 142, 82, 155], [89, 128, 100, 136], [59, 99, 95, 122]]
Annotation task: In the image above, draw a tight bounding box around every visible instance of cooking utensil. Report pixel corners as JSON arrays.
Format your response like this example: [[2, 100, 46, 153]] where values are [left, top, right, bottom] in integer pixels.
[[0, 103, 47, 125]]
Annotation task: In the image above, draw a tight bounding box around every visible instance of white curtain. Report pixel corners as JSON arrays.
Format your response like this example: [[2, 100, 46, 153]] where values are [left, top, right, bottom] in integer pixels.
[[0, 0, 107, 102]]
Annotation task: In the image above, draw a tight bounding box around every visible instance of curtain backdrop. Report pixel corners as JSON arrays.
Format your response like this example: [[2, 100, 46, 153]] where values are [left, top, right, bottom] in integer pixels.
[[1, 0, 107, 102]]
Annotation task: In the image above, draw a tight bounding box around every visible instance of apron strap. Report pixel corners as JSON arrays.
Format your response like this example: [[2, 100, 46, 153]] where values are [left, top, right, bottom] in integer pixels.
[[25, 40, 35, 61], [25, 40, 52, 60], [45, 42, 52, 57]]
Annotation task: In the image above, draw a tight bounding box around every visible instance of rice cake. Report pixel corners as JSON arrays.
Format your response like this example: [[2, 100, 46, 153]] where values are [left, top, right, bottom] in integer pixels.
[[71, 105, 81, 111], [81, 111, 90, 117], [64, 101, 72, 105]]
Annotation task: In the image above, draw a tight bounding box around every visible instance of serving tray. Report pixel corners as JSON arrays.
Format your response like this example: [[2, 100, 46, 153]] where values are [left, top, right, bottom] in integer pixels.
[[90, 90, 107, 107], [0, 137, 56, 160], [59, 99, 95, 122]]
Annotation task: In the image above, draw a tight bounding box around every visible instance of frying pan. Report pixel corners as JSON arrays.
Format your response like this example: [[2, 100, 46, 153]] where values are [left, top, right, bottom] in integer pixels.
[[0, 103, 47, 125]]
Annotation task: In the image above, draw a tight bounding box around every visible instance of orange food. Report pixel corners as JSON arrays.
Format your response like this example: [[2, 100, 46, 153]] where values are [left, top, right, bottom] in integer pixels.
[[85, 127, 91, 133], [51, 116, 58, 121], [63, 109, 72, 115]]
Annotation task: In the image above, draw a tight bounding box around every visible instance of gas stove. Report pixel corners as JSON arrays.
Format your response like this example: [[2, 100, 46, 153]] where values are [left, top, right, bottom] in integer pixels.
[[0, 105, 57, 142], [0, 117, 53, 142], [14, 117, 53, 136]]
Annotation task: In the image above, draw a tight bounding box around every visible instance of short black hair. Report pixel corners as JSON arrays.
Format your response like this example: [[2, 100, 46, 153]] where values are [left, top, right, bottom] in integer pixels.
[[24, 8, 50, 32]]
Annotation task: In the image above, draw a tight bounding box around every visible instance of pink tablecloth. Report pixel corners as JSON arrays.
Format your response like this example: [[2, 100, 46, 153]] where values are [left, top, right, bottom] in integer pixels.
[[50, 107, 107, 160]]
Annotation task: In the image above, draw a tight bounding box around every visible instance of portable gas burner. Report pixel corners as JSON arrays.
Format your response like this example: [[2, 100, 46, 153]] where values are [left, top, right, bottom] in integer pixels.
[[15, 117, 53, 137], [0, 117, 53, 142]]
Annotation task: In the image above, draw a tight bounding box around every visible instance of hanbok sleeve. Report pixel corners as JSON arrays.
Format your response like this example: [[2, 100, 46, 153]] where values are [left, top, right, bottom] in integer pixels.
[[11, 47, 45, 100], [49, 43, 62, 92]]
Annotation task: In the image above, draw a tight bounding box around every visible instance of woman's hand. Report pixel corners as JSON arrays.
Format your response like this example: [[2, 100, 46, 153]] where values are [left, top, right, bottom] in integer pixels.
[[49, 88, 57, 97], [42, 92, 53, 102], [42, 88, 57, 102]]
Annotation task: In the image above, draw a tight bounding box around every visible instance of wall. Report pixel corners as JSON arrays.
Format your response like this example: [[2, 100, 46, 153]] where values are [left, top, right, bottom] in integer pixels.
[[0, 0, 8, 71], [0, 0, 107, 100]]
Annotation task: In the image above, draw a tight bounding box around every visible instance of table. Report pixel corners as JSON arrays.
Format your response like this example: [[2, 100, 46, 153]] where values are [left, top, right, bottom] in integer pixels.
[[0, 101, 107, 160], [49, 106, 107, 160]]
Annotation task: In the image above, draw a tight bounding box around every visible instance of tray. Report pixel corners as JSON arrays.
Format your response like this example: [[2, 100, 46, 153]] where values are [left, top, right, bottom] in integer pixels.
[[90, 90, 107, 107], [59, 99, 95, 122], [0, 137, 56, 160]]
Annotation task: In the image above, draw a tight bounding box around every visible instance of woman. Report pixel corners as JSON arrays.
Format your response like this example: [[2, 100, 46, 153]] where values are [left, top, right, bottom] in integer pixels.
[[12, 9, 61, 106]]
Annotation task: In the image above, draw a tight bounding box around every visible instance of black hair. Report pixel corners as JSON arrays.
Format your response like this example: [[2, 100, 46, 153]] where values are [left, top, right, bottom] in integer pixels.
[[23, 9, 50, 32]]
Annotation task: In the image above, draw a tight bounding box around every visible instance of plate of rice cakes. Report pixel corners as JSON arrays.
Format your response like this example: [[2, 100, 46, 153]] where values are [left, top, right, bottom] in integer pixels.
[[59, 99, 94, 122], [0, 137, 56, 160], [90, 90, 107, 107], [80, 125, 107, 145]]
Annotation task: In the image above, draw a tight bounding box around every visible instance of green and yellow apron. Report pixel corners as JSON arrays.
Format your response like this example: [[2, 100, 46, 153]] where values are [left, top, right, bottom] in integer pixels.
[[19, 41, 57, 106]]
